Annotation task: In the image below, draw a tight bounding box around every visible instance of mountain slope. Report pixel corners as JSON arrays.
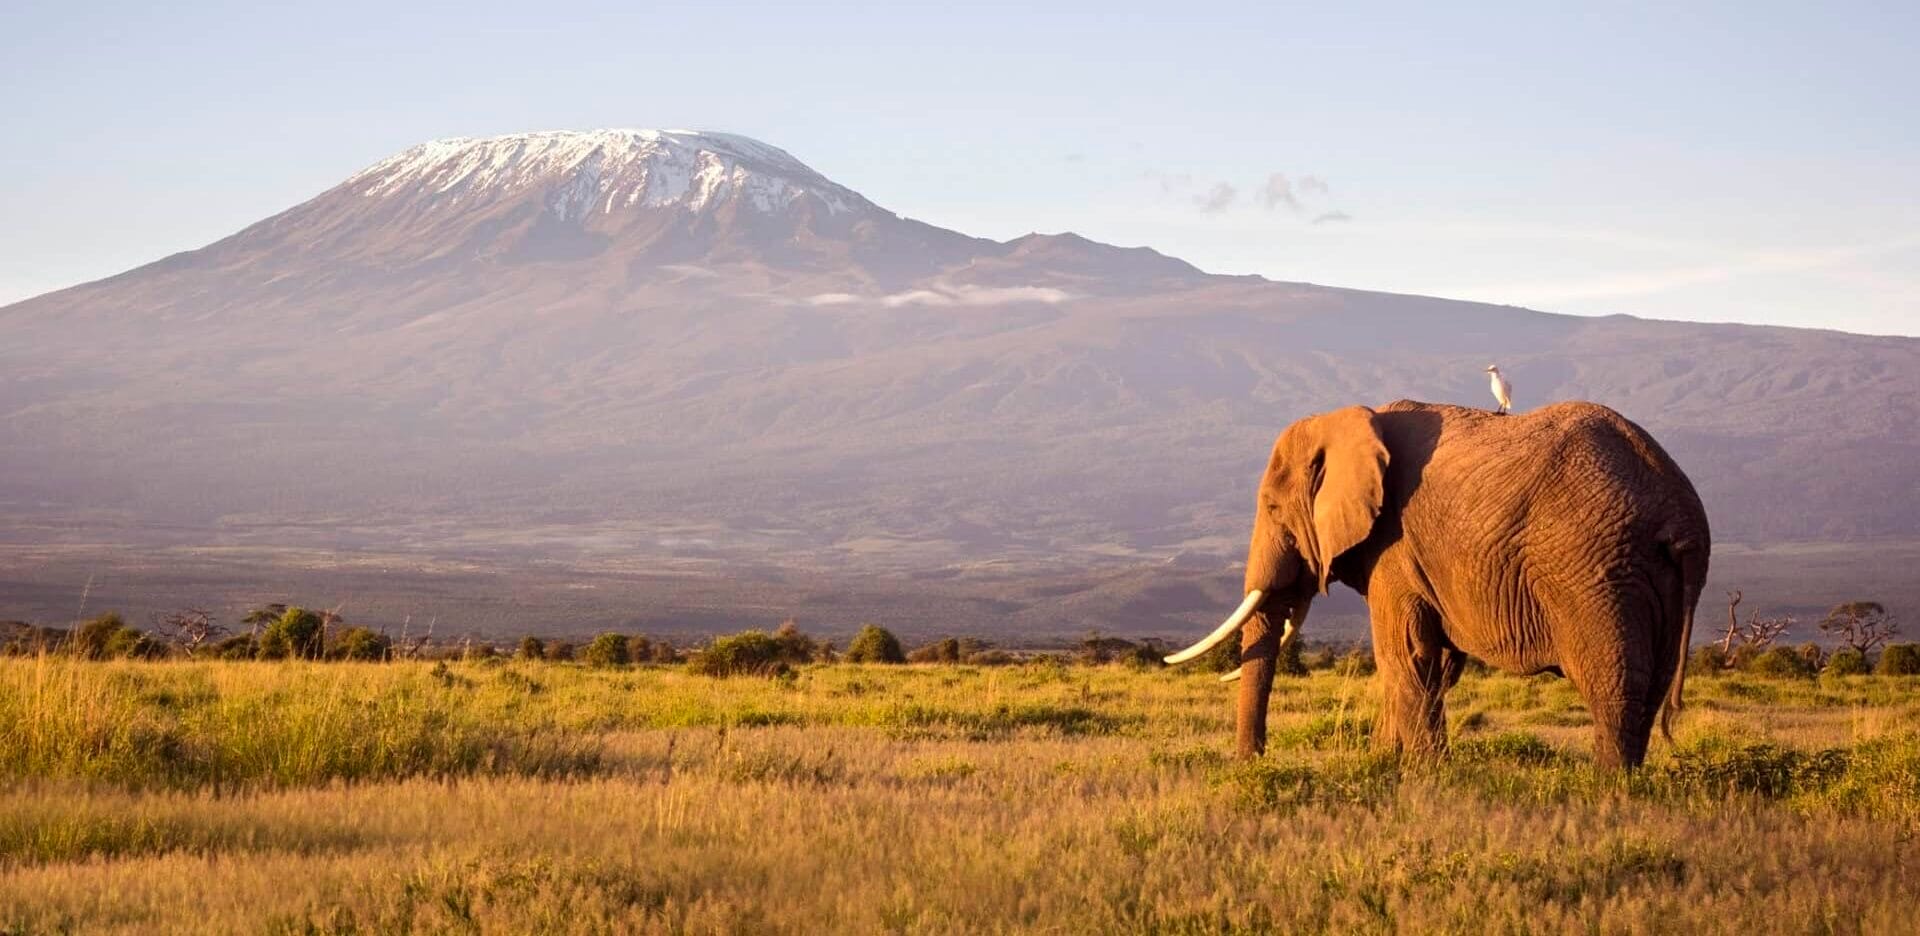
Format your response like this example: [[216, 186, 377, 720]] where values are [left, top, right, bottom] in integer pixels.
[[2, 129, 1916, 631]]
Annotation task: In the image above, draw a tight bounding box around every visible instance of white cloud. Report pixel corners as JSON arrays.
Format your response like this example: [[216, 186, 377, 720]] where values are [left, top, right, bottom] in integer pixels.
[[808, 285, 1074, 308], [659, 263, 718, 278], [1194, 182, 1237, 213], [1261, 174, 1298, 211], [804, 292, 860, 306]]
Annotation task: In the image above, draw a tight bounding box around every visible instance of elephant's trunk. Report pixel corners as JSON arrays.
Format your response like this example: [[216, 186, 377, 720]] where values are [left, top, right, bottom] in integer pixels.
[[1234, 611, 1281, 758], [1233, 597, 1309, 759]]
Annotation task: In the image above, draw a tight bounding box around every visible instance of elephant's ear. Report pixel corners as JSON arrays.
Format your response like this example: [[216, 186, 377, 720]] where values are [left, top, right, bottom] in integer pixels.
[[1307, 407, 1390, 594]]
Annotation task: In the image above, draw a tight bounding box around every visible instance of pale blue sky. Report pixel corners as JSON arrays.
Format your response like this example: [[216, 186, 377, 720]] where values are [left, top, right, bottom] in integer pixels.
[[3, 1, 1915, 334]]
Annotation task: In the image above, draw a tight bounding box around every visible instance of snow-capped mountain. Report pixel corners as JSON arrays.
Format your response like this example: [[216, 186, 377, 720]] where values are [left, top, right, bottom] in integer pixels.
[[348, 130, 872, 219], [2, 128, 1918, 633]]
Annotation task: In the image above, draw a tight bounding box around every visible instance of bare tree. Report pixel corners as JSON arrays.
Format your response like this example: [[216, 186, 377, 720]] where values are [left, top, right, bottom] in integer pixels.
[[155, 608, 225, 658], [1716, 590, 1794, 654], [397, 615, 436, 660], [1740, 612, 1794, 650], [1818, 601, 1900, 654], [1720, 591, 1743, 652]]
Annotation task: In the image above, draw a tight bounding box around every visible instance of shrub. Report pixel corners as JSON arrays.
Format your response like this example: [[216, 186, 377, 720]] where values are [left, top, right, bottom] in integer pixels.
[[212, 635, 257, 660], [1276, 638, 1307, 677], [1794, 642, 1825, 672], [1688, 644, 1731, 675], [258, 608, 324, 660], [582, 632, 630, 667], [688, 630, 789, 678], [1876, 643, 1920, 676], [102, 622, 165, 659], [1200, 636, 1240, 674], [517, 636, 546, 660], [626, 635, 655, 663], [70, 613, 130, 660], [771, 620, 819, 664], [1746, 646, 1816, 678], [965, 649, 1018, 666], [844, 625, 905, 664], [910, 637, 963, 663], [545, 640, 575, 662], [1079, 633, 1162, 667], [333, 627, 391, 661], [1334, 648, 1376, 677], [1824, 648, 1869, 676]]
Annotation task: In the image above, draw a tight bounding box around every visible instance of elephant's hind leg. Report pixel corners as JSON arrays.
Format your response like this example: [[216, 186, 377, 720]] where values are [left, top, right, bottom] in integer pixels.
[[1369, 595, 1456, 758]]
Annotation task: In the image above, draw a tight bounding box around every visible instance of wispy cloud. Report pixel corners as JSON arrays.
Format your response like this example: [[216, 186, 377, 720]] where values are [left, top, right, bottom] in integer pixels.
[[1144, 170, 1195, 194], [1260, 174, 1298, 211], [804, 292, 860, 306], [1311, 211, 1352, 225], [804, 285, 1074, 308], [1194, 182, 1237, 213]]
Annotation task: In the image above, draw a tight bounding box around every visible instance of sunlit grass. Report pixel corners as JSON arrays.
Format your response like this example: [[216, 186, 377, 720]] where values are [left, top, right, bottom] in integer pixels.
[[1, 658, 1916, 933]]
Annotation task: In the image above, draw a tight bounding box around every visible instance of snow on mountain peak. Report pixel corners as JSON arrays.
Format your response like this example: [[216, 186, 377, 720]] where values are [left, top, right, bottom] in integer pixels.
[[347, 129, 872, 219]]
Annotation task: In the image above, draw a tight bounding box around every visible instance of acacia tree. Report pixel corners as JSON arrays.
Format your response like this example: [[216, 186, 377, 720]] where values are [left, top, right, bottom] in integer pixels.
[[1818, 601, 1899, 654]]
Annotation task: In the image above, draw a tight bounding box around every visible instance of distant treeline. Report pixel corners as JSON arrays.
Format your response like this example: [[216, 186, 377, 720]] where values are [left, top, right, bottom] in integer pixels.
[[7, 597, 1915, 678]]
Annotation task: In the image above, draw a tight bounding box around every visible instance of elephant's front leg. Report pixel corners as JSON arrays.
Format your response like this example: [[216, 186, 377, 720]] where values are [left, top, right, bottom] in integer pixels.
[[1368, 595, 1453, 758]]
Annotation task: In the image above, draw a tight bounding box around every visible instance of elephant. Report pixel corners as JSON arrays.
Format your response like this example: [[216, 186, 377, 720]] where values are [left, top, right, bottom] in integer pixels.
[[1165, 400, 1710, 770]]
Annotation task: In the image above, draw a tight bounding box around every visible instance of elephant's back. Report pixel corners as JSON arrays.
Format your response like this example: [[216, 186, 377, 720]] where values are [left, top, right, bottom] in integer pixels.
[[1387, 399, 1710, 582]]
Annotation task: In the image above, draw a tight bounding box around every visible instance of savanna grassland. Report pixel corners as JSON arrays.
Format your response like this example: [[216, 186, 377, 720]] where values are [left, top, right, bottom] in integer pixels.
[[2, 658, 1918, 934]]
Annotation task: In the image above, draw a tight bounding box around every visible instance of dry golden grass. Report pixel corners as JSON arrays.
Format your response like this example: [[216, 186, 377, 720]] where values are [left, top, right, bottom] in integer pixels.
[[2, 658, 1917, 934]]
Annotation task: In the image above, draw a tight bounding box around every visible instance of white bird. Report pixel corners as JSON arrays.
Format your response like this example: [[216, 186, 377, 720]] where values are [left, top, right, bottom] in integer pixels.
[[1485, 364, 1513, 414]]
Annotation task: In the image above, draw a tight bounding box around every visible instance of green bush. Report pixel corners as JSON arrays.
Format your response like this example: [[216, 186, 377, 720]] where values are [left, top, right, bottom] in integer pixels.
[[965, 649, 1018, 666], [544, 640, 575, 662], [1746, 646, 1816, 678], [258, 608, 324, 660], [1688, 644, 1731, 675], [910, 637, 963, 663], [1876, 643, 1920, 676], [518, 636, 546, 660], [333, 627, 391, 661], [581, 632, 630, 667], [771, 621, 820, 664], [1276, 638, 1308, 677], [1334, 648, 1376, 677], [212, 635, 256, 660], [69, 613, 131, 660], [96, 619, 164, 659], [844, 625, 905, 664], [688, 630, 789, 678], [1823, 648, 1869, 676]]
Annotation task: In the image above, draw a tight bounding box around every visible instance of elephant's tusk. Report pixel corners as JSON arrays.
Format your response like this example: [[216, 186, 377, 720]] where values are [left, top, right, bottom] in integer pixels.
[[1219, 667, 1243, 683], [1280, 618, 1297, 646], [1164, 590, 1265, 665]]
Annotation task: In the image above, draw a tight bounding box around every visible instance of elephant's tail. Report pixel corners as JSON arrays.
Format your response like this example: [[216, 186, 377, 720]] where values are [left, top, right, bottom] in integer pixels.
[[1660, 537, 1709, 745]]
